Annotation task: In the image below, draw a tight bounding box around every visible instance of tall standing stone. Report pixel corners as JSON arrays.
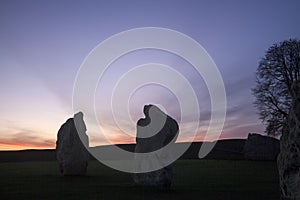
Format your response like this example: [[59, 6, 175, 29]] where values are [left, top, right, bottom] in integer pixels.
[[56, 112, 89, 175], [133, 105, 179, 189], [277, 81, 300, 199]]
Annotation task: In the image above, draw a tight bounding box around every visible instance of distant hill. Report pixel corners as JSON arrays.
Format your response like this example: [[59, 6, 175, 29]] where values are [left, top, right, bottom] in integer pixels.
[[0, 139, 245, 162]]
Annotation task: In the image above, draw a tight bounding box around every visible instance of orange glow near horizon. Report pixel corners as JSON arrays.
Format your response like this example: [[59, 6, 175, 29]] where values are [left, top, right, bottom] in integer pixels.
[[0, 129, 247, 151], [0, 142, 55, 151]]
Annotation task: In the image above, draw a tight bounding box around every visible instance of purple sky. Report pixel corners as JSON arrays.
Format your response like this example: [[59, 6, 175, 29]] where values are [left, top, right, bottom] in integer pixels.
[[0, 0, 300, 150]]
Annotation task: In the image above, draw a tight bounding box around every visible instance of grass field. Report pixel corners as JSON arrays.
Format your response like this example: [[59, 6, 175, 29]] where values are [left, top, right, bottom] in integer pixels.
[[0, 159, 280, 200]]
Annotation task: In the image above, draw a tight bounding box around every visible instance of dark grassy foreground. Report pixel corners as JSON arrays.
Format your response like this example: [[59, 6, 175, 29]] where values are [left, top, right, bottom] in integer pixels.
[[0, 159, 279, 200]]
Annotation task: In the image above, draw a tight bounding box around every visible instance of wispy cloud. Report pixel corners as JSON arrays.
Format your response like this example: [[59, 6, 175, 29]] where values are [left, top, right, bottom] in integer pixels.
[[0, 130, 55, 150]]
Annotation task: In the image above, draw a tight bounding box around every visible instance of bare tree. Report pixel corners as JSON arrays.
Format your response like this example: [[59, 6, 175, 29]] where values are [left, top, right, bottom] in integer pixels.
[[253, 39, 300, 136]]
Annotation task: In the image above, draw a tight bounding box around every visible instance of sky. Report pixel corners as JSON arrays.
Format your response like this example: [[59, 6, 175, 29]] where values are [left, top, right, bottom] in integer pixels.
[[0, 0, 300, 150]]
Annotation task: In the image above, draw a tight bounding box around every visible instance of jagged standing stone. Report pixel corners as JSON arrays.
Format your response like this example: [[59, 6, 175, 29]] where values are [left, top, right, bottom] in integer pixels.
[[56, 112, 89, 175], [277, 81, 300, 199], [133, 105, 179, 189]]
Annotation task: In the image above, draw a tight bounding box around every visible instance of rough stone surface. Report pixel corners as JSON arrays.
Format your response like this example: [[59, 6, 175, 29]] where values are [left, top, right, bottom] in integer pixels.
[[133, 105, 179, 189], [56, 112, 89, 175], [243, 133, 280, 160], [278, 81, 300, 200]]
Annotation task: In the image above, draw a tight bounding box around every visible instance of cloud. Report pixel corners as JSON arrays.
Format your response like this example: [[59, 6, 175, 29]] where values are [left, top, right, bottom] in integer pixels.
[[0, 129, 55, 149]]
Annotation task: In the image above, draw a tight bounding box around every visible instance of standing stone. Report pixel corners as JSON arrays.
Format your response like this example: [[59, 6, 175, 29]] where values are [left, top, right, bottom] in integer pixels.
[[133, 105, 179, 189], [243, 133, 280, 161], [56, 112, 89, 175], [278, 81, 300, 199]]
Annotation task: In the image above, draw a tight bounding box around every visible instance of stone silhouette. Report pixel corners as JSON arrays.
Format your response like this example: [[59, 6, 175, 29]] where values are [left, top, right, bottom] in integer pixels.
[[133, 105, 179, 189], [56, 112, 89, 175], [278, 81, 300, 199], [243, 133, 280, 161]]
